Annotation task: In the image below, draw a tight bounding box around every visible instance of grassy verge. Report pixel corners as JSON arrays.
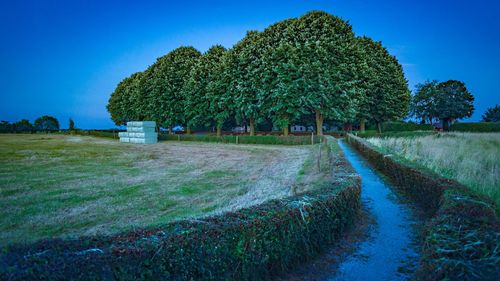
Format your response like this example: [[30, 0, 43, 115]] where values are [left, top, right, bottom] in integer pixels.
[[0, 134, 326, 246], [365, 132, 500, 210]]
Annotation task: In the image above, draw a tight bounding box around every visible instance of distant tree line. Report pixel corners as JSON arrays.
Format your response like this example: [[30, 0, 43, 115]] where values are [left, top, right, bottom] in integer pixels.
[[0, 116, 69, 133], [107, 11, 410, 135]]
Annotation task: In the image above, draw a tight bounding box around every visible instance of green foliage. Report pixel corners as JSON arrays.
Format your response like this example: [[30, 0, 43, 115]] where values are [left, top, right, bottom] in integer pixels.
[[435, 80, 474, 128], [411, 80, 440, 124], [380, 121, 433, 132], [357, 130, 436, 139], [106, 72, 144, 125], [225, 31, 264, 133], [69, 118, 75, 131], [106, 11, 415, 136], [411, 80, 475, 129], [482, 105, 500, 122], [14, 119, 34, 132], [34, 115, 59, 132], [450, 122, 500, 132], [141, 46, 201, 127], [183, 45, 228, 129], [356, 37, 411, 129], [159, 134, 323, 145]]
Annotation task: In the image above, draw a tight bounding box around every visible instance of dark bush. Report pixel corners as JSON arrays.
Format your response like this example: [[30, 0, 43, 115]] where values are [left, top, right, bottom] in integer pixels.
[[450, 122, 500, 132], [378, 121, 434, 132]]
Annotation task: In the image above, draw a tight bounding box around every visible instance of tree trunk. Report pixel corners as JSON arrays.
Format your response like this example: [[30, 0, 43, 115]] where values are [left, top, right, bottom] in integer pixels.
[[283, 126, 289, 136], [186, 126, 191, 135], [216, 125, 222, 137], [443, 118, 450, 131], [377, 122, 382, 134], [315, 110, 324, 136], [169, 125, 173, 135], [249, 117, 255, 136], [360, 119, 366, 133]]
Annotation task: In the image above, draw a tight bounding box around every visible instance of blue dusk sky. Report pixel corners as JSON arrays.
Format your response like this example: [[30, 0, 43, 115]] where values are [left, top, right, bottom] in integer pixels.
[[0, 0, 499, 129]]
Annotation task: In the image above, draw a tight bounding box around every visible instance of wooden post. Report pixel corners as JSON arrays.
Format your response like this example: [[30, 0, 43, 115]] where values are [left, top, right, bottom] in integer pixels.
[[317, 137, 322, 172], [178, 135, 180, 141], [236, 135, 239, 144], [311, 132, 314, 145]]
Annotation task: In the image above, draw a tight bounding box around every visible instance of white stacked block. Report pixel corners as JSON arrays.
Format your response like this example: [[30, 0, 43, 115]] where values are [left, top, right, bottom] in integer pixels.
[[119, 121, 158, 144]]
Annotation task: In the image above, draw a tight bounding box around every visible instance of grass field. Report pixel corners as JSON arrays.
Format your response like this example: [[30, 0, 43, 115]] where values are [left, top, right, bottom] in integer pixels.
[[0, 134, 335, 246], [366, 132, 500, 208]]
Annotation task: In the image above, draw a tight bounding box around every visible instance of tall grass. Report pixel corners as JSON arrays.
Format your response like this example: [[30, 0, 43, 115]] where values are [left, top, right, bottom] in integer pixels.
[[367, 132, 500, 207]]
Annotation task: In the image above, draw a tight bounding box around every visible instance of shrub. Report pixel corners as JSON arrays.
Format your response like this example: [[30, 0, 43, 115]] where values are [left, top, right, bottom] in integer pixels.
[[380, 121, 433, 132], [450, 122, 500, 132]]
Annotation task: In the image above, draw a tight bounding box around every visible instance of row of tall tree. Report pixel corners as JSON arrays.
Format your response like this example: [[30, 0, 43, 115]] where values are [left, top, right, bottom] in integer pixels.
[[410, 80, 475, 129], [107, 11, 411, 135]]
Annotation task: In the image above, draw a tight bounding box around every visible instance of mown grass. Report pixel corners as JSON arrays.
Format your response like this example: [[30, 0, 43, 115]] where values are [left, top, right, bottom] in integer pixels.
[[366, 132, 500, 208], [0, 134, 324, 246]]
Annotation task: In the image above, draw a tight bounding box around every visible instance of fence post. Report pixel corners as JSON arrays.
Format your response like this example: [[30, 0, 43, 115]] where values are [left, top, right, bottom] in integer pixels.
[[311, 132, 314, 145], [236, 135, 239, 144]]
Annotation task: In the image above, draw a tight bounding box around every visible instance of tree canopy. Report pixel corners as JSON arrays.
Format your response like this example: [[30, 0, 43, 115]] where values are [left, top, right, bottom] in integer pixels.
[[482, 105, 500, 122], [356, 37, 410, 132], [107, 11, 414, 135], [435, 80, 474, 129], [183, 45, 228, 134], [34, 115, 59, 132]]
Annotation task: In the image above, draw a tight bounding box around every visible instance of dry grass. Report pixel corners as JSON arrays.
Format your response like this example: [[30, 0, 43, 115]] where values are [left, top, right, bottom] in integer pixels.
[[0, 134, 328, 246], [366, 132, 500, 207]]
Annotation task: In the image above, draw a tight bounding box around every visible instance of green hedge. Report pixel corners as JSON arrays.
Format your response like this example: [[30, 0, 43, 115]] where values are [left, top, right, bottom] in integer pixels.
[[450, 122, 500, 132], [1, 159, 360, 280], [72, 130, 120, 139], [159, 134, 323, 145], [382, 121, 433, 132], [346, 134, 499, 280], [356, 130, 436, 139], [367, 122, 433, 132]]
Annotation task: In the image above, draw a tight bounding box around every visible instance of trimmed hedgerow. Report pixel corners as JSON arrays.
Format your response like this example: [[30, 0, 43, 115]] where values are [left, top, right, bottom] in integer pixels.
[[366, 121, 433, 132], [1, 165, 360, 280], [356, 130, 436, 139], [450, 122, 500, 132], [159, 134, 323, 145], [346, 134, 500, 280], [72, 129, 121, 139], [382, 121, 433, 132]]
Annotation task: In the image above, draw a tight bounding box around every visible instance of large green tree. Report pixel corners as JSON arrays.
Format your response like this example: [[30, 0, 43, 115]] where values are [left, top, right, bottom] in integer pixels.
[[141, 46, 201, 132], [482, 105, 500, 122], [183, 45, 227, 134], [34, 115, 59, 132], [356, 37, 410, 133], [206, 50, 233, 136], [225, 31, 264, 136], [107, 72, 143, 125], [435, 80, 474, 130], [411, 80, 439, 124], [294, 12, 361, 135]]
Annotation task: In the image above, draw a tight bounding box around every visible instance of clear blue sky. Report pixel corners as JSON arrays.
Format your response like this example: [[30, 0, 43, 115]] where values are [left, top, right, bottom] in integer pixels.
[[1, 0, 499, 129]]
